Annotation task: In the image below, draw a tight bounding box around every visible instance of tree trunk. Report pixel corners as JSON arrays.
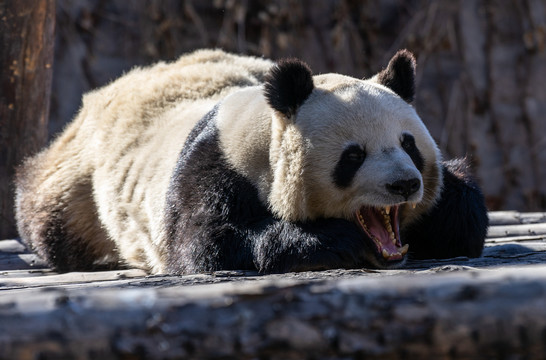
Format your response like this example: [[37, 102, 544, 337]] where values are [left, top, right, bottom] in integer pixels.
[[0, 0, 55, 238]]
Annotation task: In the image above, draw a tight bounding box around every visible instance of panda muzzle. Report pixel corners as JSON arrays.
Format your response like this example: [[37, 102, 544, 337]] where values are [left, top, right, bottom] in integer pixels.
[[356, 205, 409, 261]]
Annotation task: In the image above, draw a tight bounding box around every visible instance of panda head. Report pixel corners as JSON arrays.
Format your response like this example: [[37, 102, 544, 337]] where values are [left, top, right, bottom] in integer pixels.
[[263, 50, 442, 267]]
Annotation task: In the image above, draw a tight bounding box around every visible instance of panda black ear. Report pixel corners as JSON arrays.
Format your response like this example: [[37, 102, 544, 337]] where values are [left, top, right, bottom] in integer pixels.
[[264, 59, 314, 119], [374, 49, 416, 103]]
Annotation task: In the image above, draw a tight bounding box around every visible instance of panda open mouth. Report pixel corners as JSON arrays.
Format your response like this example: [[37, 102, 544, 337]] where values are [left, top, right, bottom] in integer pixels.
[[356, 206, 409, 261]]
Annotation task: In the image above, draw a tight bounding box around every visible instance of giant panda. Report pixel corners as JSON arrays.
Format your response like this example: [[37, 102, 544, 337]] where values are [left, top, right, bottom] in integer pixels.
[[14, 49, 488, 274]]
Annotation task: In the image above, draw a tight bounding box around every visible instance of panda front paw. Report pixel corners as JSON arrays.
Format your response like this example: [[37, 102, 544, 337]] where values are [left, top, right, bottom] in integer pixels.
[[252, 218, 406, 273]]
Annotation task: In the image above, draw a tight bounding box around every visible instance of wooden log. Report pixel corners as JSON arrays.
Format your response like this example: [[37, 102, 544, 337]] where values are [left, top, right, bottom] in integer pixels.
[[2, 265, 546, 358], [0, 239, 47, 270], [1, 211, 546, 358], [0, 253, 47, 271], [2, 209, 546, 279], [2, 237, 546, 289], [486, 234, 546, 244], [0, 239, 26, 253], [487, 223, 546, 238], [0, 1, 55, 238], [488, 211, 546, 225]]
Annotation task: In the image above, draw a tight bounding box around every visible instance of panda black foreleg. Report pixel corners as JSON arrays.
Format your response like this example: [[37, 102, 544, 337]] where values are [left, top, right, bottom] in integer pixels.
[[401, 159, 489, 260], [251, 218, 376, 273]]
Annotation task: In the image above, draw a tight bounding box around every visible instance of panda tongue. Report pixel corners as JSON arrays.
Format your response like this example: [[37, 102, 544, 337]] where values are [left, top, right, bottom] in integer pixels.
[[358, 207, 403, 260]]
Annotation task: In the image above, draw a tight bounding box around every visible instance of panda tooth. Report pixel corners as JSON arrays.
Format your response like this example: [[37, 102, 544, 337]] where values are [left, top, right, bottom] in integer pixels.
[[400, 244, 409, 255], [412, 203, 417, 209], [358, 213, 368, 230], [385, 206, 391, 215], [358, 214, 368, 230], [382, 249, 390, 259]]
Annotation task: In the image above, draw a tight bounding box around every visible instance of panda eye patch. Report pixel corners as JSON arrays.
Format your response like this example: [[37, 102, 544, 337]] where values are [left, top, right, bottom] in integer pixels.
[[401, 133, 424, 172], [332, 145, 366, 188]]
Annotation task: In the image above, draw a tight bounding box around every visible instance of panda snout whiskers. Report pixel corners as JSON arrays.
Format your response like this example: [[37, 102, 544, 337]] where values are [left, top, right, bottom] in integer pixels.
[[386, 178, 421, 201]]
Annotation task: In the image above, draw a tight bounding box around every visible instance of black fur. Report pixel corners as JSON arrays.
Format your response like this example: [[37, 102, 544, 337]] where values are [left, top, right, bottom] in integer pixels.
[[332, 144, 366, 188], [263, 59, 314, 118], [375, 49, 416, 103], [164, 109, 394, 274], [15, 165, 119, 273], [401, 159, 489, 259], [43, 211, 95, 272], [386, 178, 420, 199], [401, 133, 424, 172], [40, 212, 120, 272]]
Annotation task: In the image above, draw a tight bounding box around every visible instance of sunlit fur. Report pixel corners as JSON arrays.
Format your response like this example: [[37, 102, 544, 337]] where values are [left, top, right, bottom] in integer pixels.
[[16, 50, 273, 273], [217, 73, 442, 225], [16, 49, 448, 273]]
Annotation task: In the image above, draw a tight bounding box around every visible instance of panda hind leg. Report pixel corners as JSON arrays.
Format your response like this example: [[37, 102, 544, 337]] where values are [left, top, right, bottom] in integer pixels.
[[15, 152, 120, 272]]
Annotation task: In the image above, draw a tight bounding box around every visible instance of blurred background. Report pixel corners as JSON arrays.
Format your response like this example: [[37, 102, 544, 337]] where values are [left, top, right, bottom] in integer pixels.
[[1, 0, 545, 238]]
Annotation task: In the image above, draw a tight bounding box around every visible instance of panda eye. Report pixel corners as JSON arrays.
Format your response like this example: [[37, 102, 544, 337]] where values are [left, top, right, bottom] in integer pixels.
[[401, 133, 416, 151], [343, 145, 366, 163], [346, 150, 365, 163]]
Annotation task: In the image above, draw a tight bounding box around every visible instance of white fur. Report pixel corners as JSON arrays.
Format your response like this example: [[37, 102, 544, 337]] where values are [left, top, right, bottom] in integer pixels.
[[218, 73, 442, 223], [16, 50, 273, 273], [300, 76, 442, 222], [16, 49, 441, 274]]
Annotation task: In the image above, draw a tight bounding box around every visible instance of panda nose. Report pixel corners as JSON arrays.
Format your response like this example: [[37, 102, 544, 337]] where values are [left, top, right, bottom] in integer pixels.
[[386, 178, 421, 199]]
